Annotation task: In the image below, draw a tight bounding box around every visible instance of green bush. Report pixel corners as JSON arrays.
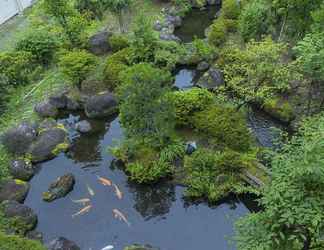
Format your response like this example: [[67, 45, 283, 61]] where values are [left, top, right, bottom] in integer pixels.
[[222, 0, 241, 19], [0, 232, 45, 250], [184, 148, 246, 202], [238, 0, 269, 41], [154, 40, 185, 70], [0, 51, 33, 86], [169, 88, 214, 127], [59, 49, 97, 89], [103, 47, 131, 90], [109, 34, 130, 52], [208, 19, 227, 47], [192, 105, 252, 152], [16, 30, 58, 65]]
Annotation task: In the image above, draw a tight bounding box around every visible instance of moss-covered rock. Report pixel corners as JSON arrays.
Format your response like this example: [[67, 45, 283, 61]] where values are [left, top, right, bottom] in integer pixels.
[[42, 173, 75, 202], [0, 231, 46, 250], [263, 97, 295, 123], [124, 244, 159, 250], [0, 179, 30, 203]]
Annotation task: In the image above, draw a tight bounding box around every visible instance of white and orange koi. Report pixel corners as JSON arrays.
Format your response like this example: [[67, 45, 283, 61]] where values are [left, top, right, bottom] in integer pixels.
[[112, 208, 130, 227], [112, 183, 123, 200], [97, 176, 112, 186], [72, 205, 92, 218]]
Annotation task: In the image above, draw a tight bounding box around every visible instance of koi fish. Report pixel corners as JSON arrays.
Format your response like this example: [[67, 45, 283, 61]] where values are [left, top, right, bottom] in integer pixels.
[[112, 208, 130, 227], [101, 245, 114, 250], [113, 183, 123, 200], [97, 175, 112, 186], [86, 183, 95, 196], [72, 205, 92, 218], [71, 198, 91, 205]]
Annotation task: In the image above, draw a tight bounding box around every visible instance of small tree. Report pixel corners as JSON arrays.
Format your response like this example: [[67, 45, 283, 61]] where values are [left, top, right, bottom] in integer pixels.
[[58, 50, 97, 90], [117, 63, 174, 147], [104, 0, 132, 33]]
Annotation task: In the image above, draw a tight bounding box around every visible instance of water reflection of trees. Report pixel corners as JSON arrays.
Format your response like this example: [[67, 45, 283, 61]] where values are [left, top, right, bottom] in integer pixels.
[[128, 181, 176, 220]]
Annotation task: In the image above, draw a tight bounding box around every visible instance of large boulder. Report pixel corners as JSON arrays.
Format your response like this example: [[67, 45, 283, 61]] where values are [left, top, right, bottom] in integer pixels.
[[10, 159, 36, 181], [84, 92, 118, 118], [28, 127, 69, 163], [1, 200, 37, 235], [197, 67, 224, 90], [46, 237, 80, 250], [34, 101, 58, 118], [43, 173, 75, 202], [124, 244, 159, 250], [1, 122, 37, 155], [88, 30, 112, 55], [165, 15, 182, 28], [0, 179, 30, 203], [49, 93, 68, 109], [75, 120, 92, 133]]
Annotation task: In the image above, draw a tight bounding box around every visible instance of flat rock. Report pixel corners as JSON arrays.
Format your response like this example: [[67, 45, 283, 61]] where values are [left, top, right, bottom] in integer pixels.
[[0, 179, 30, 203], [46, 237, 80, 250], [43, 173, 75, 202], [28, 127, 69, 163], [84, 92, 118, 118], [10, 159, 36, 181], [1, 200, 37, 234]]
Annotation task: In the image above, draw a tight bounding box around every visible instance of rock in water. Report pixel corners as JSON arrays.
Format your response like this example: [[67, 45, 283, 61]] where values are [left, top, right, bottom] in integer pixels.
[[34, 101, 58, 118], [75, 120, 92, 133], [1, 200, 37, 235], [43, 173, 75, 202], [0, 179, 30, 203], [1, 122, 37, 156], [28, 127, 69, 163], [46, 237, 80, 250], [10, 159, 36, 181], [85, 92, 118, 118], [88, 30, 112, 55]]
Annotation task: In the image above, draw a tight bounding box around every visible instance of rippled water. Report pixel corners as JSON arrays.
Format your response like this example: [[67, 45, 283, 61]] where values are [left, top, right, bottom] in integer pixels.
[[24, 112, 253, 250]]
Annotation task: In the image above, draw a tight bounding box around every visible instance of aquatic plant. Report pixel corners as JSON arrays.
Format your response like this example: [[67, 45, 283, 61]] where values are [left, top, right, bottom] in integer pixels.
[[0, 232, 45, 250]]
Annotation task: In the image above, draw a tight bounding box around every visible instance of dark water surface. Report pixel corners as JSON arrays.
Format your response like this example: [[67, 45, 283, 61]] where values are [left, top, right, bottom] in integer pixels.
[[174, 67, 202, 89], [25, 113, 252, 250], [174, 5, 220, 43]]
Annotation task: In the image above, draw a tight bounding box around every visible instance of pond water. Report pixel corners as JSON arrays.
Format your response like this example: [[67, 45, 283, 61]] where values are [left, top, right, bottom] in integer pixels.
[[24, 112, 254, 250], [174, 5, 220, 43], [174, 67, 202, 89]]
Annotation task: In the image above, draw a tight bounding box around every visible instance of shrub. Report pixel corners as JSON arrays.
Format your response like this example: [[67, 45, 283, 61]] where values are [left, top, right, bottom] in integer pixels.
[[192, 38, 216, 62], [16, 30, 58, 65], [103, 47, 132, 90], [169, 88, 214, 127], [192, 105, 252, 152], [208, 19, 227, 47], [222, 0, 241, 20], [75, 0, 105, 20], [59, 49, 97, 89], [0, 232, 45, 250], [238, 0, 269, 41], [109, 34, 130, 52], [154, 40, 185, 70], [184, 148, 246, 202], [0, 51, 33, 86]]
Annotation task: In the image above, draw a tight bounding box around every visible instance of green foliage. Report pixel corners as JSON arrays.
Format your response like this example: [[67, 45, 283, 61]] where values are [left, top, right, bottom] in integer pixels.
[[236, 113, 324, 249], [0, 232, 45, 250], [192, 105, 252, 152], [238, 0, 270, 41], [153, 40, 185, 70], [118, 63, 174, 147], [208, 18, 227, 47], [192, 38, 216, 62], [109, 34, 130, 52], [263, 97, 294, 123], [16, 29, 58, 65], [103, 48, 131, 90], [184, 148, 247, 202], [59, 50, 97, 89], [169, 88, 213, 127], [75, 0, 105, 20], [222, 0, 241, 20], [0, 51, 33, 86], [104, 0, 132, 32], [219, 37, 299, 105]]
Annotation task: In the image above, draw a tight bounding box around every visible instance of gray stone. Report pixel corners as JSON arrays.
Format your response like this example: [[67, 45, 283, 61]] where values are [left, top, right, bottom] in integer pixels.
[[88, 30, 112, 55], [0, 179, 30, 203], [153, 20, 163, 31], [66, 97, 81, 111], [49, 93, 68, 109], [185, 141, 197, 155], [75, 120, 92, 133], [28, 127, 69, 163], [34, 101, 58, 118], [159, 33, 181, 43], [197, 67, 224, 90], [1, 122, 38, 155], [43, 173, 75, 202], [165, 15, 182, 28], [46, 237, 80, 250], [197, 61, 210, 71], [10, 159, 35, 181], [84, 92, 118, 118], [1, 200, 37, 234]]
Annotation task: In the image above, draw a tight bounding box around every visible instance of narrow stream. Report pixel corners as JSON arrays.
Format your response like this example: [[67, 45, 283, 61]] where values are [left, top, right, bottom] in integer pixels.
[[25, 113, 252, 250]]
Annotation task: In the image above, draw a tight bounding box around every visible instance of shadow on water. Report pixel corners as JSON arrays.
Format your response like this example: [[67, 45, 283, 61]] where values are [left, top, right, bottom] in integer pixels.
[[173, 66, 203, 90], [174, 5, 221, 43], [25, 112, 256, 250]]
